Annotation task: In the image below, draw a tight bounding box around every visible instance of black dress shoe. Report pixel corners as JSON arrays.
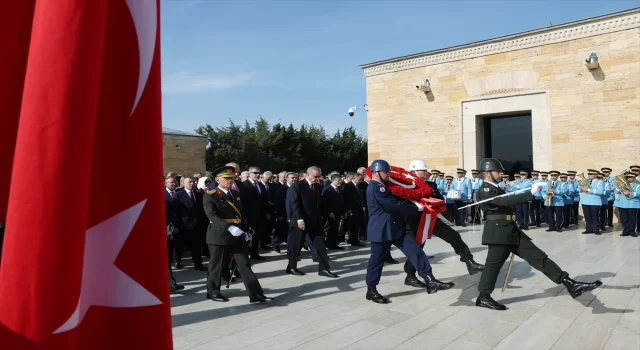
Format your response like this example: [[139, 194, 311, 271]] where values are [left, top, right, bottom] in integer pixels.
[[286, 268, 306, 276], [384, 257, 400, 264], [556, 229, 563, 233], [595, 232, 602, 235], [425, 274, 454, 294], [366, 286, 389, 304], [582, 231, 593, 234], [328, 246, 344, 250], [620, 232, 630, 237], [250, 293, 274, 303], [427, 255, 435, 260], [261, 244, 273, 250], [404, 275, 426, 288], [170, 284, 185, 294], [250, 255, 266, 261], [274, 245, 281, 254], [173, 262, 183, 269], [465, 259, 484, 275], [545, 228, 555, 232], [318, 270, 339, 278], [206, 293, 229, 302], [562, 277, 603, 298], [302, 242, 310, 251], [350, 242, 365, 247], [475, 294, 507, 310], [193, 265, 208, 271]]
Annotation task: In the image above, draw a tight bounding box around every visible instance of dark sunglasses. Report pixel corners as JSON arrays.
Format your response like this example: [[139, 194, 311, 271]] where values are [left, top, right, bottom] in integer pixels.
[[251, 171, 261, 174]]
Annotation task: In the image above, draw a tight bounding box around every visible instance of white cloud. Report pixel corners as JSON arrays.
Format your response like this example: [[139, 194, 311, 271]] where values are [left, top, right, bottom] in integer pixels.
[[162, 71, 258, 94]]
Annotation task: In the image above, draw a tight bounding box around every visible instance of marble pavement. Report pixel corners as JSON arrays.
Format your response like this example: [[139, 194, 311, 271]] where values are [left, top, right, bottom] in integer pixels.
[[170, 224, 640, 350]]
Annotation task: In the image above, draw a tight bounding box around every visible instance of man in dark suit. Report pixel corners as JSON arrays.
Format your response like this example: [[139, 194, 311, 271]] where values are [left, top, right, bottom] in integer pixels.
[[357, 167, 369, 241], [475, 158, 602, 310], [343, 172, 366, 247], [322, 173, 345, 249], [261, 171, 277, 249], [165, 176, 184, 293], [174, 176, 207, 271], [242, 166, 269, 260], [287, 166, 337, 278], [203, 166, 273, 303], [272, 172, 297, 253]]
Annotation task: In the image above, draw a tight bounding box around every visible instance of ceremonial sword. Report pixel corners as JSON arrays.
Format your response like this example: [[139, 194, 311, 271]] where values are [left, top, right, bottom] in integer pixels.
[[456, 187, 533, 210]]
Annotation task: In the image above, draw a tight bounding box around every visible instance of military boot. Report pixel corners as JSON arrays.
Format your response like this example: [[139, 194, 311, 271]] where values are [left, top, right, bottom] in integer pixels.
[[425, 274, 454, 294], [475, 293, 507, 310], [562, 277, 603, 298], [465, 259, 484, 275], [404, 273, 426, 288], [366, 285, 389, 304]]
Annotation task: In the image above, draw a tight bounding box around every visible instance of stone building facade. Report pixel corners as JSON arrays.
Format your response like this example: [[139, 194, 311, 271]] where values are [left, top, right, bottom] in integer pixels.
[[360, 9, 639, 176], [162, 127, 207, 176]]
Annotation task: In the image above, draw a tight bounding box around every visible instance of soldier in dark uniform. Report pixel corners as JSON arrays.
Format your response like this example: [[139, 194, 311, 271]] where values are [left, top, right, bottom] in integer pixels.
[[475, 158, 603, 310], [365, 160, 454, 304], [203, 166, 273, 303]]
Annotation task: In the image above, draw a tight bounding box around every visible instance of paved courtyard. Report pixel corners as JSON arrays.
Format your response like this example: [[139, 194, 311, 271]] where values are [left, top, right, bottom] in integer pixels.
[[170, 224, 640, 350]]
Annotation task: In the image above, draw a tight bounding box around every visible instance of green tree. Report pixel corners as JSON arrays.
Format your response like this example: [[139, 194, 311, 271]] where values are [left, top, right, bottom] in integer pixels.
[[194, 118, 367, 173]]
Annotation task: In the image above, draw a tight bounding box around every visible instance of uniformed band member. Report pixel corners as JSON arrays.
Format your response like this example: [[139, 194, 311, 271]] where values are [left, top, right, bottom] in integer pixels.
[[203, 166, 273, 303], [558, 173, 575, 229], [474, 158, 602, 310], [601, 168, 615, 228], [541, 171, 566, 232], [579, 169, 605, 235], [403, 160, 484, 288], [613, 172, 639, 237], [514, 171, 531, 230], [365, 160, 454, 304], [529, 170, 543, 227], [539, 171, 549, 222], [469, 169, 483, 224], [632, 165, 640, 233], [452, 169, 472, 226]]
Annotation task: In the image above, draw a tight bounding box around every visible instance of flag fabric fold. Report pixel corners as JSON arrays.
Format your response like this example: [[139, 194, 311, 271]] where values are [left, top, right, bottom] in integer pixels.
[[0, 1, 172, 349]]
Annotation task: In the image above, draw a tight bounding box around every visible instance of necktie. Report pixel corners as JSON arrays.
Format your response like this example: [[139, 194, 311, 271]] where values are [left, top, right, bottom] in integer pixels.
[[189, 191, 195, 203], [311, 183, 316, 197], [170, 191, 174, 198], [265, 183, 270, 192], [335, 186, 339, 193], [232, 181, 238, 191]]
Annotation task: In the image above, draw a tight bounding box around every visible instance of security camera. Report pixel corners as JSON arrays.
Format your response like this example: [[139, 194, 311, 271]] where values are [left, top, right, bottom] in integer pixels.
[[348, 107, 356, 117]]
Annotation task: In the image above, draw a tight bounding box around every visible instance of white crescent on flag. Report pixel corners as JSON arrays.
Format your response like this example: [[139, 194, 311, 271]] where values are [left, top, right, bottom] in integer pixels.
[[125, 0, 157, 117]]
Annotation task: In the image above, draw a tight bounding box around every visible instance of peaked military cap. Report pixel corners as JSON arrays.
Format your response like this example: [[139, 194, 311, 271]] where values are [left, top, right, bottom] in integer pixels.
[[597, 173, 604, 178], [549, 170, 560, 176], [540, 171, 549, 176], [630, 165, 640, 171], [456, 168, 467, 173], [566, 170, 577, 175], [601, 167, 612, 173], [587, 169, 599, 175], [531, 170, 540, 175], [559, 173, 568, 178], [431, 169, 441, 174], [626, 172, 637, 178], [519, 171, 529, 176], [445, 175, 453, 180], [471, 169, 479, 174], [212, 166, 236, 179], [501, 174, 510, 178]]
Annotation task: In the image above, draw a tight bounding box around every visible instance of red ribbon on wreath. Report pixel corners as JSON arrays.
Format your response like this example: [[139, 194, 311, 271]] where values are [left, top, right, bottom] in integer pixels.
[[366, 165, 446, 244]]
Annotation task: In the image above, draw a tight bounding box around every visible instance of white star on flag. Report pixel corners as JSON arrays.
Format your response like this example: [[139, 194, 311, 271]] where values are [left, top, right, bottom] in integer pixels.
[[54, 200, 161, 334]]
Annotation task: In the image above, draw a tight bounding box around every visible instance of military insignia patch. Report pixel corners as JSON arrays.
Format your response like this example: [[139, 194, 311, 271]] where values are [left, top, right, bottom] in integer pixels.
[[380, 187, 386, 192], [484, 188, 490, 192]]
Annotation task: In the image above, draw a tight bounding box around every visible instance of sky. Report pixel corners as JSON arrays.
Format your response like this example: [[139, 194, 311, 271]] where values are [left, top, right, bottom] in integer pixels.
[[160, 0, 637, 137]]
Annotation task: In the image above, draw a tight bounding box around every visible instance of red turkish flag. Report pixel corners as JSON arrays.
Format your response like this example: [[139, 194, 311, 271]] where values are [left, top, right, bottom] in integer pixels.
[[0, 1, 173, 349], [0, 1, 35, 225]]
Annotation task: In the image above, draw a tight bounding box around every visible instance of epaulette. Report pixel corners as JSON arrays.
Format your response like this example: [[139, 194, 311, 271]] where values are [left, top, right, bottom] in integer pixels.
[[207, 189, 217, 195]]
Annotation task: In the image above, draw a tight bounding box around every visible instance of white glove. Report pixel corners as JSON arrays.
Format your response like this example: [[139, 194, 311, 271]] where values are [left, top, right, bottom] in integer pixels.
[[243, 232, 251, 242], [166, 225, 172, 238], [413, 201, 424, 212], [530, 183, 545, 195], [228, 225, 244, 237]]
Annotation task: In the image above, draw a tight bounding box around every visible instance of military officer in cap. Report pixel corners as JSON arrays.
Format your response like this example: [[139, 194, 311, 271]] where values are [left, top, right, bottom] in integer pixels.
[[365, 160, 454, 304], [529, 170, 543, 227], [452, 169, 472, 226], [567, 171, 580, 224], [514, 171, 532, 230], [541, 171, 567, 232], [203, 166, 273, 303], [474, 158, 602, 310], [632, 165, 640, 233]]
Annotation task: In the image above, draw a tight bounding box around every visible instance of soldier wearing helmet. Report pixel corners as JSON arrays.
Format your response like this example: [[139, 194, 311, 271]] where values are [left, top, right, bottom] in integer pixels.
[[401, 160, 484, 289], [474, 158, 602, 310], [364, 160, 454, 304]]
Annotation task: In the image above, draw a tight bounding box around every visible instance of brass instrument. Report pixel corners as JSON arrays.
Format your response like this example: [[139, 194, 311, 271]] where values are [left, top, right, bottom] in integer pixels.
[[615, 172, 634, 200], [575, 172, 590, 189], [545, 180, 554, 206]]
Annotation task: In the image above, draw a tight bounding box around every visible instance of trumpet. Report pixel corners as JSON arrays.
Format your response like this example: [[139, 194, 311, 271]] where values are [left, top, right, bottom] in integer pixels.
[[615, 172, 634, 200], [545, 181, 554, 206]]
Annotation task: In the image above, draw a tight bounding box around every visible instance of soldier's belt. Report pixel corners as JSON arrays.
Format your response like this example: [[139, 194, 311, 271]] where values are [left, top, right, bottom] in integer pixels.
[[486, 215, 513, 221], [211, 218, 242, 224]]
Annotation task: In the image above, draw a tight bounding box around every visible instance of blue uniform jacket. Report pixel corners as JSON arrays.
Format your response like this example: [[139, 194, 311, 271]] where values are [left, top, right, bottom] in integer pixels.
[[605, 177, 616, 202], [559, 180, 576, 205], [439, 182, 454, 204], [531, 178, 543, 199], [541, 180, 567, 207], [601, 181, 612, 205], [579, 179, 605, 206], [570, 179, 581, 202], [613, 183, 640, 209], [366, 180, 418, 242], [451, 178, 472, 200]]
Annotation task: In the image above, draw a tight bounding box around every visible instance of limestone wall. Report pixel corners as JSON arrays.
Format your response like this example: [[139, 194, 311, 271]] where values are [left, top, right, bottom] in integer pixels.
[[364, 26, 640, 175], [162, 134, 206, 176]]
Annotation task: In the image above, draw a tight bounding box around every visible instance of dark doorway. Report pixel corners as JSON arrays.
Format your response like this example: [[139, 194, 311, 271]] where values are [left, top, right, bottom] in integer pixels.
[[483, 112, 533, 180]]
